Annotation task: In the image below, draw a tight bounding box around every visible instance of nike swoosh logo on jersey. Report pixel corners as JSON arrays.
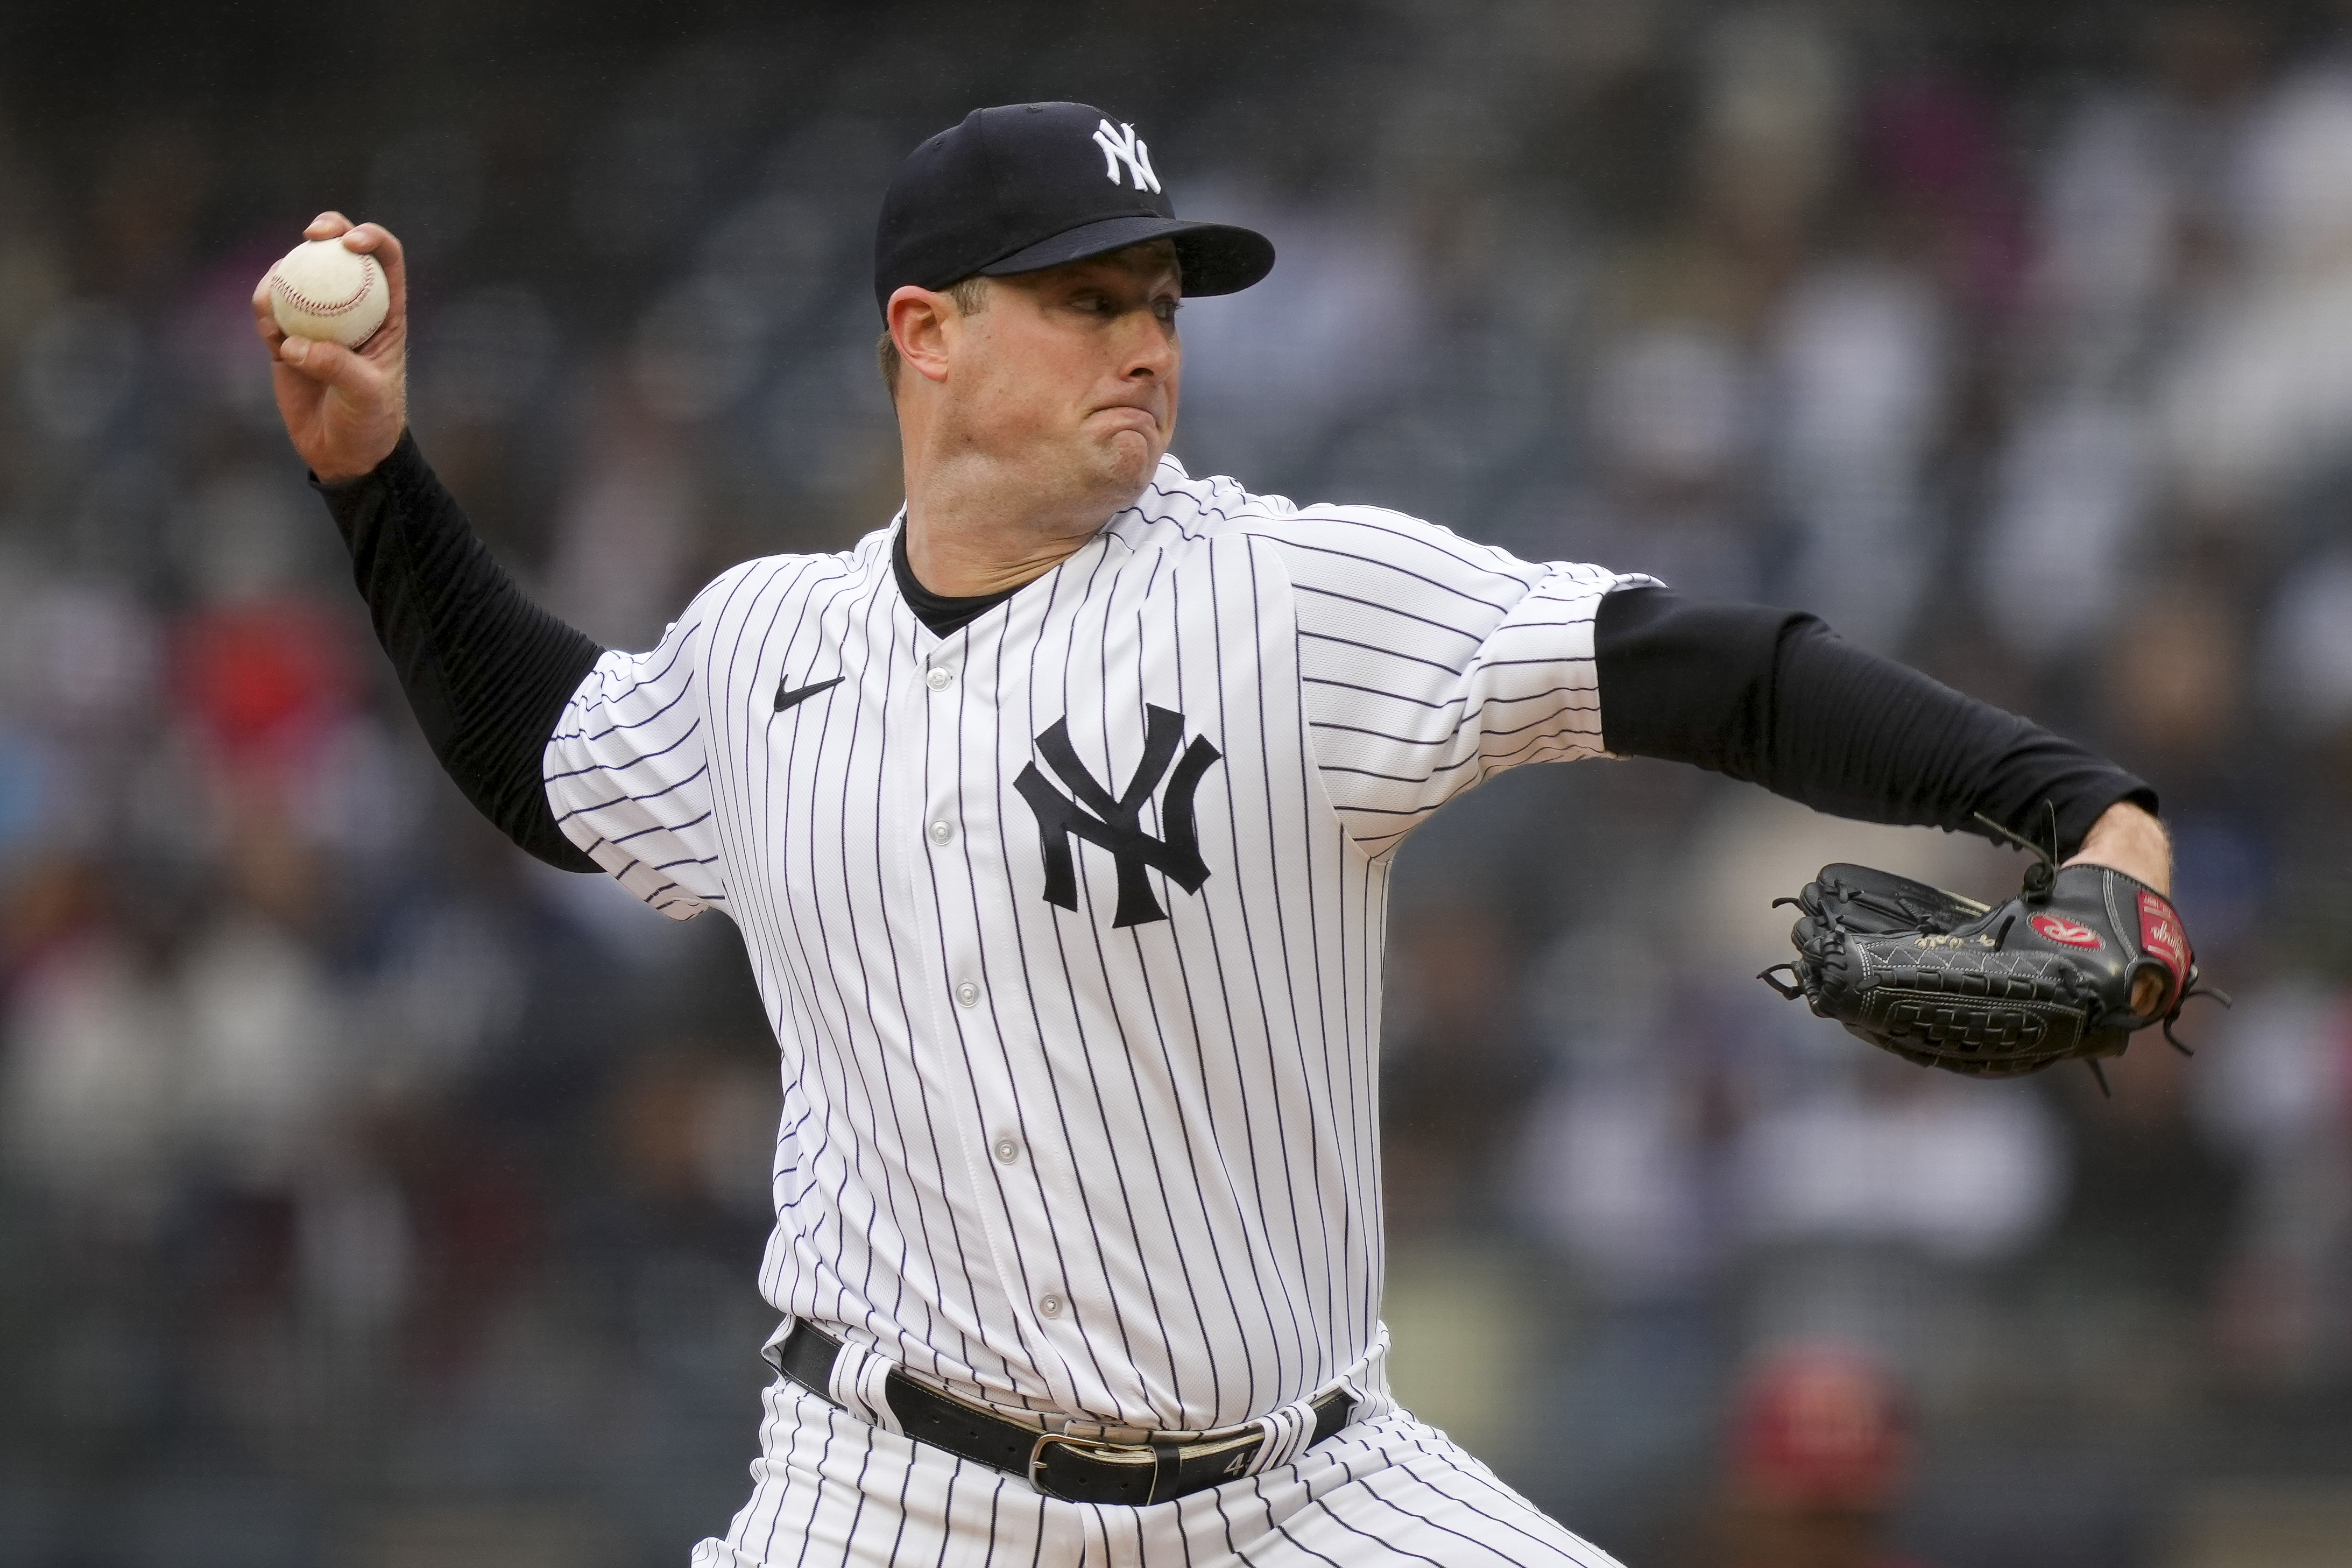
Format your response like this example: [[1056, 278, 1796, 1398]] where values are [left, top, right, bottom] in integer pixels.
[[774, 675, 845, 712]]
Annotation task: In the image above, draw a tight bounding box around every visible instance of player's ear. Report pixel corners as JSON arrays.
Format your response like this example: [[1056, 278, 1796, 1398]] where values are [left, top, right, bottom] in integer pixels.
[[887, 287, 957, 386]]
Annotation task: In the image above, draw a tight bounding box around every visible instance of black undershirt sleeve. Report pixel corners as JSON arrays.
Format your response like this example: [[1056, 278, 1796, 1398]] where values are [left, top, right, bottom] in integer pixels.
[[1593, 585, 2156, 857], [312, 429, 604, 872]]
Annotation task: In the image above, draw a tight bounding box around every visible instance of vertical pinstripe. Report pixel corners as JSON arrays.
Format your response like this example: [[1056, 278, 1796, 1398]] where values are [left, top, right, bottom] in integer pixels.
[[544, 455, 1642, 1562]]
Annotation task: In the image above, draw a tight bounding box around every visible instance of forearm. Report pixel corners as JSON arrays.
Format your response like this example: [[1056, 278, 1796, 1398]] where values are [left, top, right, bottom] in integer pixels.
[[1594, 586, 2155, 857], [314, 430, 604, 871]]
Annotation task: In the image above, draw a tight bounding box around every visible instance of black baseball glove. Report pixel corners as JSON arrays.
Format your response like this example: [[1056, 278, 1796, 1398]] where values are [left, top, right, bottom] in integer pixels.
[[1760, 833, 2215, 1083]]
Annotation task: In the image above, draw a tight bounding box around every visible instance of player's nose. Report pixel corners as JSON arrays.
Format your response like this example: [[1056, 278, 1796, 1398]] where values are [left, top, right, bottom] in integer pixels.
[[1120, 316, 1178, 380]]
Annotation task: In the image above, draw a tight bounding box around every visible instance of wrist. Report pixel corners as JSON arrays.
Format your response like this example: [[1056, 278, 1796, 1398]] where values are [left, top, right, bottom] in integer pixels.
[[2063, 800, 2172, 896], [313, 424, 409, 488]]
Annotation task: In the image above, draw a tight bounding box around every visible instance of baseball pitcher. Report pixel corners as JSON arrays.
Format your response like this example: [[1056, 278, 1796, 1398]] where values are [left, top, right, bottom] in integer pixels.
[[255, 102, 2187, 1568]]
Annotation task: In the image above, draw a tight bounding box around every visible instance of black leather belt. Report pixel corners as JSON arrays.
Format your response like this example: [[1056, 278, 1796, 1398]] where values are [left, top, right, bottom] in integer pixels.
[[775, 1321, 1356, 1506]]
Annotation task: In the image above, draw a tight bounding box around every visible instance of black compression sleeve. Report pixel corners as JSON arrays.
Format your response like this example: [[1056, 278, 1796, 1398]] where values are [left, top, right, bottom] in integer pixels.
[[1593, 585, 2156, 857], [313, 430, 604, 872]]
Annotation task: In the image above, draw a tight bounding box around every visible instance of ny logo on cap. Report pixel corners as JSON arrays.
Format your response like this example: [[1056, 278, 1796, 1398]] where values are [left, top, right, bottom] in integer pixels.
[[1092, 119, 1162, 194], [1016, 707, 1218, 928]]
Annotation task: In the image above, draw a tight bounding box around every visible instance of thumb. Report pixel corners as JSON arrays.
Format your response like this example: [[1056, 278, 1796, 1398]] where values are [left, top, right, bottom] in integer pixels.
[[277, 334, 378, 394]]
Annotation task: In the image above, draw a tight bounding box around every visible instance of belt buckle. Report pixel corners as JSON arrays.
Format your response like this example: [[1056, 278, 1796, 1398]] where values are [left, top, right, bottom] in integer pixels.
[[1028, 1430, 1154, 1501]]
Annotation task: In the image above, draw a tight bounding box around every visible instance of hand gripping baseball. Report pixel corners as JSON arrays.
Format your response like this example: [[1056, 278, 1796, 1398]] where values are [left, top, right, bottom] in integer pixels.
[[252, 213, 408, 483]]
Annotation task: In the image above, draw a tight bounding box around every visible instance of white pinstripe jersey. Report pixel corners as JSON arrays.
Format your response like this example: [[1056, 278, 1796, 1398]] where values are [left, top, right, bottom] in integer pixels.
[[545, 455, 1644, 1435]]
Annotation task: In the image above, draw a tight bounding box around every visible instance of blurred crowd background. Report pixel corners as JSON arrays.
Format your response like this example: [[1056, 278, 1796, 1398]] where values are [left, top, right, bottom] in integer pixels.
[[3, 1, 2351, 1564]]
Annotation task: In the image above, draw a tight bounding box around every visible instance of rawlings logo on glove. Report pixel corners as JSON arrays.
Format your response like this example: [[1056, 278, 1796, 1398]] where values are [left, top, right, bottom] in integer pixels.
[[1760, 838, 2222, 1086]]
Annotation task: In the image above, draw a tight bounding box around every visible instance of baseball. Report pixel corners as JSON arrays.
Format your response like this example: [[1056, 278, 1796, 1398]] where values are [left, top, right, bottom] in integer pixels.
[[267, 237, 388, 349]]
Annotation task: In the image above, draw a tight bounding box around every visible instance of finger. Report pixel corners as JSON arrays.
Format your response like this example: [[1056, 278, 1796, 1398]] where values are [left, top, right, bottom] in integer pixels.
[[2130, 968, 2169, 1019], [252, 274, 286, 349], [305, 211, 354, 240], [329, 221, 411, 343], [275, 333, 377, 395], [341, 222, 408, 330]]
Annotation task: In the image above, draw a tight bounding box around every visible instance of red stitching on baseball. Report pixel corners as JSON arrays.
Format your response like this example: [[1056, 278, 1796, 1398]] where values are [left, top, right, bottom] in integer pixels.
[[271, 257, 380, 317]]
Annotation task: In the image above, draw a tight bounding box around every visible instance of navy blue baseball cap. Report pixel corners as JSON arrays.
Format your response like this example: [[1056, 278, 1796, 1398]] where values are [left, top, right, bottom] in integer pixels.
[[873, 102, 1275, 316]]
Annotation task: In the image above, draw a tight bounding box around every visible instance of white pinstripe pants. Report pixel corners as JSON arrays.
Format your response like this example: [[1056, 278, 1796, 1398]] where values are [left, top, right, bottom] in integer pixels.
[[691, 1379, 1625, 1568]]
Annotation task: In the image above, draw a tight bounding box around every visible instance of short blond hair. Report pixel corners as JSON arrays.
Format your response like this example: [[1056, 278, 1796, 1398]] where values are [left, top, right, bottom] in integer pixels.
[[877, 275, 992, 400]]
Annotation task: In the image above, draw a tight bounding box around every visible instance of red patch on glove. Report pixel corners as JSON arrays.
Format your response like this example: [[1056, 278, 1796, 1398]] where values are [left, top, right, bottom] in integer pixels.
[[2137, 891, 2189, 988], [2031, 914, 2103, 949]]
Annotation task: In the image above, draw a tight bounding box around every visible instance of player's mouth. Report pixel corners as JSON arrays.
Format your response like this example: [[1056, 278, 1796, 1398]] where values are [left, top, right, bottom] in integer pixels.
[[1090, 402, 1164, 435]]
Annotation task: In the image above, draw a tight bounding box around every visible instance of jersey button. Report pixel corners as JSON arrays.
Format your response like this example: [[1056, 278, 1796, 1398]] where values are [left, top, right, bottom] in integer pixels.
[[925, 668, 952, 691], [928, 820, 954, 845], [955, 980, 980, 1007], [993, 1136, 1020, 1164], [1038, 1294, 1063, 1318]]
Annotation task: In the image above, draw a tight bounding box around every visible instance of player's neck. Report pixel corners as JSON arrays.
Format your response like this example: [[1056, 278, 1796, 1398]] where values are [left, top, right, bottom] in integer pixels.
[[900, 459, 1133, 599]]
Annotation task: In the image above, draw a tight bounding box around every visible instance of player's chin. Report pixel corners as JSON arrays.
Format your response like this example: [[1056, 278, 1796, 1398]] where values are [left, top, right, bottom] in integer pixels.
[[1087, 428, 1164, 495], [1100, 423, 1167, 479]]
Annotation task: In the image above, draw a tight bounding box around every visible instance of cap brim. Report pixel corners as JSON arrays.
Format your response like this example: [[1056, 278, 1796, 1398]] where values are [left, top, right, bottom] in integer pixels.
[[975, 215, 1275, 296]]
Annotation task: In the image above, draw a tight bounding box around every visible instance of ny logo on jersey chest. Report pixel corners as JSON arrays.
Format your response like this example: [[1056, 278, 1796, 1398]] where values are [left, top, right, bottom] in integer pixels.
[[1015, 707, 1220, 928]]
